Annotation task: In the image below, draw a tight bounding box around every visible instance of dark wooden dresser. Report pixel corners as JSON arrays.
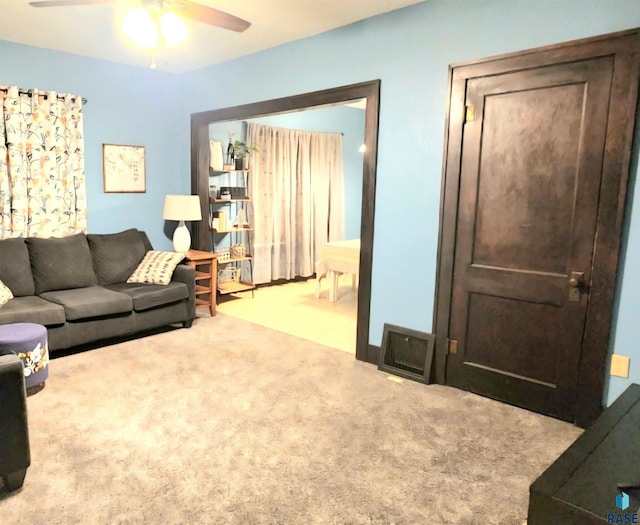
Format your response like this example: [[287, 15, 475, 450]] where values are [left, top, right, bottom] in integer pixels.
[[528, 383, 640, 524]]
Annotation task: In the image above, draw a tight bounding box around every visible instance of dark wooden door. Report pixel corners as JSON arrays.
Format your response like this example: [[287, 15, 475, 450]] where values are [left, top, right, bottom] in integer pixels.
[[436, 30, 640, 426]]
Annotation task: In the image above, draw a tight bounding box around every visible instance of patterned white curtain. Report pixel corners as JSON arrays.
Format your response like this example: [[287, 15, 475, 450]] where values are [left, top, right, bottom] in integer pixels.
[[0, 85, 87, 238], [247, 122, 345, 284]]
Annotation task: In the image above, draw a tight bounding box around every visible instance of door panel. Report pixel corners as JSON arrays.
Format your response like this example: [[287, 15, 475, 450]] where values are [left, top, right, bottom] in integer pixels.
[[436, 30, 640, 426], [473, 83, 584, 275], [446, 57, 614, 421], [465, 293, 566, 387]]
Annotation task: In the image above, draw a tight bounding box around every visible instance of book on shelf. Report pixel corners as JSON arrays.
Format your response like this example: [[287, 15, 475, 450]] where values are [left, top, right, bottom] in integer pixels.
[[212, 210, 227, 231]]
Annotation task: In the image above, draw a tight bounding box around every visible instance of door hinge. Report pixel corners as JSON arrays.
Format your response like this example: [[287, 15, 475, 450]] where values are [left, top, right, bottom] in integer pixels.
[[465, 105, 475, 123], [448, 339, 458, 355]]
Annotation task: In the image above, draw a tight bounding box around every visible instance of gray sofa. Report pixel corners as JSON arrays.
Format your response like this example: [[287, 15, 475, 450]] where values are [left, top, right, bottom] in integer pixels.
[[0, 229, 195, 352]]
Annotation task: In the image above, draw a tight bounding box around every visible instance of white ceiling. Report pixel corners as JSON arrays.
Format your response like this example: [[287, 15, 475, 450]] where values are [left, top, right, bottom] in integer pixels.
[[0, 0, 425, 73]]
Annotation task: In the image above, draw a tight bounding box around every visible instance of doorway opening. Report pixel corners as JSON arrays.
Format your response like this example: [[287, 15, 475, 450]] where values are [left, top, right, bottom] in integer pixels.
[[191, 81, 380, 361]]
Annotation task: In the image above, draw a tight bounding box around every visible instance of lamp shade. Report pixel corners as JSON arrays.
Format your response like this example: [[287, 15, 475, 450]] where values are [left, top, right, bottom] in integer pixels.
[[123, 7, 188, 50], [122, 7, 158, 49], [162, 195, 202, 222], [159, 12, 188, 46]]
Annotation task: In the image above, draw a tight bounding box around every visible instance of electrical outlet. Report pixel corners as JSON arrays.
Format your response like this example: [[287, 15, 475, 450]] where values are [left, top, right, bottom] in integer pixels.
[[610, 354, 630, 378]]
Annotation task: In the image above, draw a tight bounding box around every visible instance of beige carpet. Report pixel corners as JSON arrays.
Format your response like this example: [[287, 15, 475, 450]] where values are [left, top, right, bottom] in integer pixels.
[[0, 314, 581, 524], [217, 278, 357, 354]]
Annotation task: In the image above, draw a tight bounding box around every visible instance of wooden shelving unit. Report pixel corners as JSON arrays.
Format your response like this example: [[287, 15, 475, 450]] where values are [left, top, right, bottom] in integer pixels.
[[217, 281, 256, 294], [209, 168, 255, 297], [210, 197, 251, 203], [209, 227, 253, 233], [219, 255, 253, 264]]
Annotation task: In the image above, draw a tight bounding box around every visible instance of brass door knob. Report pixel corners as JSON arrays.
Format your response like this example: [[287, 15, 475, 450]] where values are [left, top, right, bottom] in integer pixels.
[[569, 272, 584, 288]]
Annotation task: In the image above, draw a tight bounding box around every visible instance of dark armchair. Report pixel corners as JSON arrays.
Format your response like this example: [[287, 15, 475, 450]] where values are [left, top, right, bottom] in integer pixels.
[[0, 353, 30, 491]]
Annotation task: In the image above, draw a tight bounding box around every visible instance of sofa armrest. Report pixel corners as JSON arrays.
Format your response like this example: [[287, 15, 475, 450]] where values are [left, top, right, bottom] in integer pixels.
[[172, 264, 195, 289], [172, 264, 196, 321], [0, 354, 30, 490]]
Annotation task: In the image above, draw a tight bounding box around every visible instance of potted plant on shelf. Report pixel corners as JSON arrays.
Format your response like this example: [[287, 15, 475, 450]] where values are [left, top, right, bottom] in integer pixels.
[[233, 140, 259, 170]]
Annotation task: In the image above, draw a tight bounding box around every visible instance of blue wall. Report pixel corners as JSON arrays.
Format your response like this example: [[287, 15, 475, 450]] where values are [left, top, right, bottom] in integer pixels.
[[180, 0, 640, 406], [2, 0, 640, 405], [0, 40, 187, 249]]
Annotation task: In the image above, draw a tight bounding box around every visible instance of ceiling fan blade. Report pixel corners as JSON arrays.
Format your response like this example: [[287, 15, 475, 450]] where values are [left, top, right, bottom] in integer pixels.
[[173, 0, 251, 32], [29, 0, 112, 7]]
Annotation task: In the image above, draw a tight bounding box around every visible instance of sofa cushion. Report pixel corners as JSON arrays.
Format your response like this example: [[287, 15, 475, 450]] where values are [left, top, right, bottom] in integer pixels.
[[0, 280, 14, 306], [127, 251, 185, 286], [106, 282, 189, 312], [27, 234, 98, 294], [138, 230, 153, 252], [0, 238, 36, 296], [0, 296, 66, 326], [40, 286, 132, 321], [87, 229, 150, 285]]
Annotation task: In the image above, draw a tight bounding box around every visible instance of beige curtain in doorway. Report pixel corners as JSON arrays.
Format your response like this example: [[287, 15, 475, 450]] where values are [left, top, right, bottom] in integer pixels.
[[247, 122, 345, 284], [0, 85, 87, 238]]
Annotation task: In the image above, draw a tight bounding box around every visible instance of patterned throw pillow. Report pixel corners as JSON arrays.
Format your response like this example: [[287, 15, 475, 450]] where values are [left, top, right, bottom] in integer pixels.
[[0, 279, 14, 307], [126, 251, 185, 286]]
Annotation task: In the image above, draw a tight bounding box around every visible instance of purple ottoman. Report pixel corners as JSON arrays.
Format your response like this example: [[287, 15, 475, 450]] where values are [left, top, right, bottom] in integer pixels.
[[0, 323, 49, 394]]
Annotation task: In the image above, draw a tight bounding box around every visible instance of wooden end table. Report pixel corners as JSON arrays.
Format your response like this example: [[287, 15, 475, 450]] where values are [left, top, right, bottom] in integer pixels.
[[184, 250, 217, 316]]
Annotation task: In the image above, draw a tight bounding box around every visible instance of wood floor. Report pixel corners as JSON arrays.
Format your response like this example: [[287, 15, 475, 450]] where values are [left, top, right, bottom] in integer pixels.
[[215, 277, 358, 354]]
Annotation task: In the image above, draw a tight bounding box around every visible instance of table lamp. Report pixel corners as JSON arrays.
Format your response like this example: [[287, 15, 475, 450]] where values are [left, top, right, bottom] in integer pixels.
[[162, 194, 202, 253]]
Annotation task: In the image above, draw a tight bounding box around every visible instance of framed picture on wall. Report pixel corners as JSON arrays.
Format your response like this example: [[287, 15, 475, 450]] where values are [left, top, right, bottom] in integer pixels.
[[102, 144, 146, 193]]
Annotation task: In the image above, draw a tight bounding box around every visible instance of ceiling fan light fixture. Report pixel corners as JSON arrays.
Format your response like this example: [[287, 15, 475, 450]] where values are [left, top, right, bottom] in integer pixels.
[[159, 11, 188, 46], [123, 7, 158, 49]]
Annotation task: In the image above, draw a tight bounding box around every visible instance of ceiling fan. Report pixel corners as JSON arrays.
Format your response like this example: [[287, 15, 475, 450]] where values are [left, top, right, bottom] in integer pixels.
[[28, 0, 251, 34]]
